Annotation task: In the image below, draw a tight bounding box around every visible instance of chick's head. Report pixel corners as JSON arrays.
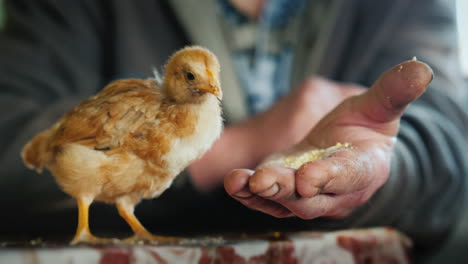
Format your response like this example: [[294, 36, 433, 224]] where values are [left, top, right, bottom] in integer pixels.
[[163, 46, 222, 103]]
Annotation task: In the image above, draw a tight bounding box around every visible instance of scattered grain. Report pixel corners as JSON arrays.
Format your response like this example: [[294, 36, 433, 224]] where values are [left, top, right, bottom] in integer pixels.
[[283, 142, 351, 169]]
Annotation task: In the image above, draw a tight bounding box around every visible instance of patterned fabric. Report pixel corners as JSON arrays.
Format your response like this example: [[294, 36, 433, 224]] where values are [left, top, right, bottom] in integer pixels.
[[0, 228, 412, 264], [218, 0, 307, 114]]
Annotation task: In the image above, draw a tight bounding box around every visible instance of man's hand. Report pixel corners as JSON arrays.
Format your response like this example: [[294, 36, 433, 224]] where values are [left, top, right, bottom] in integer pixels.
[[189, 77, 361, 190], [224, 60, 433, 219]]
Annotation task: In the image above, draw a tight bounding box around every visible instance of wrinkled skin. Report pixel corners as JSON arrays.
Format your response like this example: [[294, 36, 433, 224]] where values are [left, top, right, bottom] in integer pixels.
[[223, 61, 433, 220]]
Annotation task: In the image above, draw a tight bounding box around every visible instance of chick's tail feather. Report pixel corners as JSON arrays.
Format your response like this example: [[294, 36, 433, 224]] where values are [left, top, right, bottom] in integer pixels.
[[21, 130, 52, 174]]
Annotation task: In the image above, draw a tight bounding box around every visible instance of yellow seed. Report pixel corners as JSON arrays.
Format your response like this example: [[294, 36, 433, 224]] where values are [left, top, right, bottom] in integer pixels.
[[335, 142, 351, 148], [283, 150, 325, 169], [282, 142, 351, 169]]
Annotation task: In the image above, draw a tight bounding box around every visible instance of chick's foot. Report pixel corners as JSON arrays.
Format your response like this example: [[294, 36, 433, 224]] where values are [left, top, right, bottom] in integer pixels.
[[70, 197, 119, 245], [71, 231, 119, 245]]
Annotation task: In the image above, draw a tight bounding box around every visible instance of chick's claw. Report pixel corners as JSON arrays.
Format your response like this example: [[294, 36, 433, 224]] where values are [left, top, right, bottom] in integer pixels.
[[71, 234, 119, 245]]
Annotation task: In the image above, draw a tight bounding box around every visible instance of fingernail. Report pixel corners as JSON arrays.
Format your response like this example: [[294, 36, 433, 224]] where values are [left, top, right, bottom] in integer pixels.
[[257, 183, 280, 198], [234, 186, 253, 198]]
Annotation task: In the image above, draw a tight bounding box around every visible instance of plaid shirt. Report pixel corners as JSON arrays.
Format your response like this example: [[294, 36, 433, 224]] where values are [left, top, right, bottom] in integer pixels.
[[218, 0, 306, 114]]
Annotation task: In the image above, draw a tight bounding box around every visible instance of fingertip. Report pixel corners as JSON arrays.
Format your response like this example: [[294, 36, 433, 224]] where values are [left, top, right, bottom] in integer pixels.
[[357, 60, 433, 125], [257, 183, 280, 198], [224, 169, 254, 196], [381, 60, 433, 106], [248, 167, 278, 194], [394, 60, 433, 89], [295, 162, 328, 198]]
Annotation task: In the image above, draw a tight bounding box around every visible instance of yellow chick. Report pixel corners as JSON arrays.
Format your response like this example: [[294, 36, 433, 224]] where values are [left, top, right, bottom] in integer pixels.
[[21, 46, 223, 244]]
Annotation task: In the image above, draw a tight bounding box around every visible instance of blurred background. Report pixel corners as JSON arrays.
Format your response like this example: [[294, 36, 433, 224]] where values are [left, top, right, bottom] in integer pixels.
[[0, 0, 466, 262], [428, 3, 468, 262], [0, 1, 466, 76], [0, 1, 3, 29], [457, 0, 468, 76], [425, 1, 468, 262]]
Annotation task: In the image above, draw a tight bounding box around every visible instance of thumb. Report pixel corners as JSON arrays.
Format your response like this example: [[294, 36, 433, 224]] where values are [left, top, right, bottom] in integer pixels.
[[355, 60, 433, 124]]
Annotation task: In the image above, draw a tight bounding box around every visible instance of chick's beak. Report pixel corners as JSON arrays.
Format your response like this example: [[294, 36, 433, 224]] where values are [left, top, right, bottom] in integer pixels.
[[197, 68, 222, 99], [197, 84, 222, 99]]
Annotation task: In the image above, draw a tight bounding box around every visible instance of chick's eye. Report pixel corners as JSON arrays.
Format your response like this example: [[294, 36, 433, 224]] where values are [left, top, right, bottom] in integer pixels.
[[186, 72, 195, 81]]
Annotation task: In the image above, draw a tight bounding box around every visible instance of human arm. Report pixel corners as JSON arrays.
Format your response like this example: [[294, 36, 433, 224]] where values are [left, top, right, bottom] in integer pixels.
[[188, 77, 363, 190], [225, 0, 467, 251], [346, 0, 468, 249], [224, 60, 431, 218]]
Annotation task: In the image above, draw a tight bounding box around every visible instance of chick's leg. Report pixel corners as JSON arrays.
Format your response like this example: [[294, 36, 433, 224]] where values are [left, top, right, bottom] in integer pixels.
[[116, 199, 178, 243], [71, 196, 95, 244], [71, 197, 116, 245]]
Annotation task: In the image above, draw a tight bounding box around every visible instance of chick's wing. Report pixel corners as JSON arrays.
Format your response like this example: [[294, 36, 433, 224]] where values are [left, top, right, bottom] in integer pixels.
[[50, 79, 163, 153]]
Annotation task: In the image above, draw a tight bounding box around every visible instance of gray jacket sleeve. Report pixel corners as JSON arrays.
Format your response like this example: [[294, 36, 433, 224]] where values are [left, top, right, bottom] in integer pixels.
[[341, 0, 468, 250], [0, 0, 106, 212]]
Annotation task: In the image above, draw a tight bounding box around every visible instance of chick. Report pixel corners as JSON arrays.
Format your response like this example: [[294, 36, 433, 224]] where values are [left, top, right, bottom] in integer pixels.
[[21, 46, 223, 244]]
